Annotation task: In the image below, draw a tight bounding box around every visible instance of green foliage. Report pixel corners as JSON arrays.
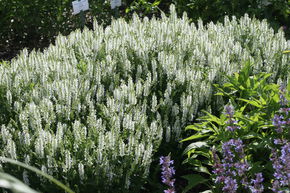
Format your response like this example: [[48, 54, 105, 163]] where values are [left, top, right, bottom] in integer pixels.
[[0, 157, 74, 193], [0, 172, 38, 193], [0, 6, 289, 192], [181, 62, 290, 191]]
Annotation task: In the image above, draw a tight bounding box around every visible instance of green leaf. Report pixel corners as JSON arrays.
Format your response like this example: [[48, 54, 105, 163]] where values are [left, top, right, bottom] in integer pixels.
[[152, 0, 161, 6], [192, 166, 211, 175], [238, 98, 262, 108], [0, 157, 75, 193], [223, 82, 234, 88], [180, 133, 209, 142], [181, 174, 208, 193], [0, 172, 39, 193], [125, 8, 130, 13], [183, 142, 208, 155], [200, 190, 213, 193], [185, 125, 202, 131], [241, 132, 262, 140], [202, 111, 221, 125]]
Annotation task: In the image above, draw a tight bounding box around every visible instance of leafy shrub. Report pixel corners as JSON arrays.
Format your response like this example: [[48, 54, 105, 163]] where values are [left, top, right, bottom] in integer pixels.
[[181, 62, 290, 192], [0, 6, 289, 192]]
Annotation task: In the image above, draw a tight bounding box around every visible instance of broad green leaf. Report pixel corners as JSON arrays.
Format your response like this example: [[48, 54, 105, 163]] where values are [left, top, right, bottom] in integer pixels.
[[0, 172, 38, 193], [180, 133, 209, 142], [183, 158, 202, 166], [181, 174, 208, 193], [222, 82, 234, 88], [185, 125, 202, 131], [202, 111, 221, 125], [192, 166, 211, 175], [183, 142, 208, 155], [0, 157, 75, 193], [238, 98, 262, 108]]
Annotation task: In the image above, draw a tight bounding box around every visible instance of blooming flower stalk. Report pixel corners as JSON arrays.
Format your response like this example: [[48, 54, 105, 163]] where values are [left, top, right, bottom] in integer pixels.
[[224, 105, 240, 131], [212, 139, 250, 193], [160, 156, 176, 193], [248, 173, 264, 193], [270, 141, 290, 192]]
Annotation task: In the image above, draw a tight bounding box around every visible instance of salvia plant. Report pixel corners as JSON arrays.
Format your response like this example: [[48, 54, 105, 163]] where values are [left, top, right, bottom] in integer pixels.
[[160, 155, 176, 193], [182, 63, 290, 192], [0, 5, 289, 192]]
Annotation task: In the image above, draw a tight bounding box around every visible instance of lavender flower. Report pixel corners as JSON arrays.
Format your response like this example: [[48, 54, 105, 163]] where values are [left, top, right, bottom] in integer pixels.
[[271, 180, 282, 193], [279, 84, 288, 107], [248, 173, 264, 193], [272, 115, 287, 133], [270, 141, 290, 192], [224, 105, 240, 131], [212, 139, 250, 193], [160, 156, 176, 193], [222, 176, 238, 193], [225, 105, 235, 118]]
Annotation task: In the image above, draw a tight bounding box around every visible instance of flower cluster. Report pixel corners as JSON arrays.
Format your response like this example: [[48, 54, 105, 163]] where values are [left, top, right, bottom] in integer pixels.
[[160, 156, 176, 193], [272, 88, 290, 133], [270, 140, 290, 192], [224, 105, 240, 131], [248, 173, 264, 193], [272, 114, 288, 133], [279, 84, 288, 107], [212, 139, 250, 193]]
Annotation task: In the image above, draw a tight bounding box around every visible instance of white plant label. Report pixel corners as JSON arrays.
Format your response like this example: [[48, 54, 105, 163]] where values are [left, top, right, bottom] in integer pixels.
[[72, 0, 89, 15], [110, 0, 121, 9]]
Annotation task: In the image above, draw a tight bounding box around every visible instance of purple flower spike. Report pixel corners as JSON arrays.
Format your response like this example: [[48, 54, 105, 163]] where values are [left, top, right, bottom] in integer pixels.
[[279, 84, 288, 107], [212, 139, 250, 193], [270, 141, 290, 192], [225, 105, 235, 118], [160, 155, 176, 193], [224, 105, 240, 131], [248, 173, 264, 193], [222, 176, 238, 193], [272, 115, 286, 133]]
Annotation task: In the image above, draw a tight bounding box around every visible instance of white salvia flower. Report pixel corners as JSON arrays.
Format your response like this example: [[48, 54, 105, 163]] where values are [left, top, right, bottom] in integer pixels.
[[41, 165, 48, 177], [22, 170, 29, 185], [1, 125, 11, 143], [119, 140, 125, 156], [98, 133, 104, 150], [6, 90, 12, 105], [96, 149, 103, 162], [64, 150, 72, 173], [24, 155, 30, 165], [6, 139, 17, 159], [165, 126, 171, 142], [78, 163, 85, 180], [35, 137, 44, 158], [128, 91, 137, 105], [56, 123, 64, 146], [113, 88, 121, 101], [135, 81, 143, 96], [22, 130, 30, 146], [151, 94, 158, 112]]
